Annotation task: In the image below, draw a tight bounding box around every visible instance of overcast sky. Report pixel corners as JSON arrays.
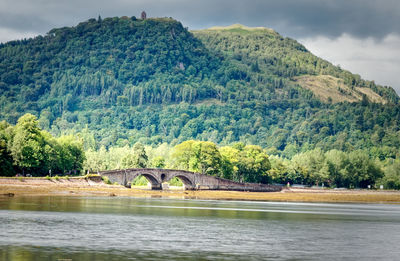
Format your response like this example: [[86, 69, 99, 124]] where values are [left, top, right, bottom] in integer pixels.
[[1, 0, 399, 93]]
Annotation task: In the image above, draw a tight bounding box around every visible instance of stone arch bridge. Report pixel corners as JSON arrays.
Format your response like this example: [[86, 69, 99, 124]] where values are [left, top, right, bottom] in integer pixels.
[[98, 168, 281, 192]]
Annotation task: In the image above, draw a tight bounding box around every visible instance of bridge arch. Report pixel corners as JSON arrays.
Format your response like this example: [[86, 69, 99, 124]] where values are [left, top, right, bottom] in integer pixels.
[[125, 171, 162, 190], [165, 174, 194, 189]]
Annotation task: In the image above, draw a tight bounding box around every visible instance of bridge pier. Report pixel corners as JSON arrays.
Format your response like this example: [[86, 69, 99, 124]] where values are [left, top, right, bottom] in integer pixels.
[[151, 184, 162, 190]]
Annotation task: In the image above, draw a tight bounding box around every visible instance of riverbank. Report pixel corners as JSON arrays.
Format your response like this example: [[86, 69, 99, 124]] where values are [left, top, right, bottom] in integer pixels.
[[1, 177, 400, 204]]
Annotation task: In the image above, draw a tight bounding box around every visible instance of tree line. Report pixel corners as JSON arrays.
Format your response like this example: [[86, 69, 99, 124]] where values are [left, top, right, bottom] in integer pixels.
[[1, 114, 399, 189], [84, 139, 400, 189], [0, 114, 85, 176]]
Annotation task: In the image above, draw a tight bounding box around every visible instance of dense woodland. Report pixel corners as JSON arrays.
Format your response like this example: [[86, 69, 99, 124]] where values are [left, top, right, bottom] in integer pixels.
[[0, 16, 399, 188], [0, 114, 85, 177], [1, 114, 399, 189]]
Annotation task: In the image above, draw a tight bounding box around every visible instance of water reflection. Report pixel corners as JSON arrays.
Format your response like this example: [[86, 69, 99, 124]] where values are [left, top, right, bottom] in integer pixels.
[[1, 196, 400, 260]]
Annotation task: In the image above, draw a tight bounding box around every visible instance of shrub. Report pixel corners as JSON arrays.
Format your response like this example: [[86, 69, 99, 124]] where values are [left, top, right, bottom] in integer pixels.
[[102, 176, 112, 185]]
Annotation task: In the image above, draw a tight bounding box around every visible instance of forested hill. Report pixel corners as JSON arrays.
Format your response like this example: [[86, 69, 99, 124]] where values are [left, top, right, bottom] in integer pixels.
[[0, 16, 399, 158], [0, 17, 223, 114], [193, 24, 398, 104]]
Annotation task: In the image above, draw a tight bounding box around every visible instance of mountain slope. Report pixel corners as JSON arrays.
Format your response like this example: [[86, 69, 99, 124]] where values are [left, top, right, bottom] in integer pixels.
[[0, 17, 399, 157], [193, 24, 398, 104], [0, 17, 223, 118]]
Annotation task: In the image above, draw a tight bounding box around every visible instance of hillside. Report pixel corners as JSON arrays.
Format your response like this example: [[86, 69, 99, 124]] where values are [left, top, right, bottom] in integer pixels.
[[0, 17, 399, 158], [193, 24, 398, 104]]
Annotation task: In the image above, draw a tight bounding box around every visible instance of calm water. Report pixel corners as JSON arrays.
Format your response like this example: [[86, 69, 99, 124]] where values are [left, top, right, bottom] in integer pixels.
[[0, 196, 400, 261]]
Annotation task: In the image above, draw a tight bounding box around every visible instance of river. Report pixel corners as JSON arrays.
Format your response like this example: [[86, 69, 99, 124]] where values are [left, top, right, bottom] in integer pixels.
[[1, 196, 400, 260]]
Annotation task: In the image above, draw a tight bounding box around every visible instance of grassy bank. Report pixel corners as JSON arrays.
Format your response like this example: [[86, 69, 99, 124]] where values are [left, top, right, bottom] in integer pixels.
[[1, 177, 400, 204]]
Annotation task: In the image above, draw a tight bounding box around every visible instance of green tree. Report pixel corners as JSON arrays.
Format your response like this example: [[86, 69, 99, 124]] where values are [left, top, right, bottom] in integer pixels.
[[381, 159, 400, 189], [323, 149, 350, 187], [171, 140, 196, 170], [0, 121, 15, 176], [10, 114, 46, 175], [172, 140, 222, 176], [190, 141, 222, 176], [236, 145, 271, 183], [219, 146, 240, 180], [57, 135, 85, 175], [121, 142, 148, 168], [267, 155, 290, 184], [347, 150, 383, 188], [152, 156, 166, 168], [291, 148, 328, 186]]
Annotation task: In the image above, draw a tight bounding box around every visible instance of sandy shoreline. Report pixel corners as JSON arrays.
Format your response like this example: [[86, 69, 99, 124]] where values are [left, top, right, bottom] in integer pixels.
[[1, 177, 400, 204]]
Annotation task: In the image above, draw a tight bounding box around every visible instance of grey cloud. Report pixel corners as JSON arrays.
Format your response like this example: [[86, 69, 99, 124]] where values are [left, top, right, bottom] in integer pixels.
[[300, 34, 400, 94], [0, 0, 399, 39], [0, 12, 49, 32]]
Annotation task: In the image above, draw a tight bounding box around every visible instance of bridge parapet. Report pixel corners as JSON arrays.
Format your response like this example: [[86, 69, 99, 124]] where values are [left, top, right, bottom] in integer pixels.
[[98, 168, 282, 192]]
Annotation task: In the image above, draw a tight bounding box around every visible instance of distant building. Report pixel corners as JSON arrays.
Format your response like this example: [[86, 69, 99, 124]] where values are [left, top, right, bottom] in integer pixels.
[[141, 11, 147, 19]]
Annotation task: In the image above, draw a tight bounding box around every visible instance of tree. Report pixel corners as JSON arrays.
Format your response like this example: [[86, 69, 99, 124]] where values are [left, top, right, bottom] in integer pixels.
[[291, 148, 328, 186], [347, 150, 383, 188], [41, 131, 63, 175], [57, 135, 85, 175], [171, 140, 196, 170], [219, 146, 240, 180], [267, 155, 290, 184], [236, 145, 271, 183], [10, 114, 46, 175], [172, 140, 222, 176], [323, 149, 350, 187], [84, 146, 108, 173], [190, 141, 222, 176], [381, 159, 400, 189], [152, 156, 166, 168], [0, 121, 15, 176], [121, 142, 148, 168]]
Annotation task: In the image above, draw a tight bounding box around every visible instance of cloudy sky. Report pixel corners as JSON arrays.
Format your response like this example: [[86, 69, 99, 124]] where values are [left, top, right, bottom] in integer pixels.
[[1, 0, 399, 93]]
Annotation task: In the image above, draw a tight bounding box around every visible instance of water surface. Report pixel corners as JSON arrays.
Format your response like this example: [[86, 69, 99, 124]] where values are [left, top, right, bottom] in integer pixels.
[[1, 196, 399, 260]]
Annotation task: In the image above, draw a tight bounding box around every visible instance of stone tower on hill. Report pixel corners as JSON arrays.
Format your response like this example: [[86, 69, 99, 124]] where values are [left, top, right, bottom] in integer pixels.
[[141, 11, 147, 19]]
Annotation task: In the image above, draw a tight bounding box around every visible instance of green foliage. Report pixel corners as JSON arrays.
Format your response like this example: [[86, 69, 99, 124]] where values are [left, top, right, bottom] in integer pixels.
[[168, 177, 183, 186], [170, 141, 270, 182], [132, 175, 148, 186], [0, 121, 14, 176], [219, 146, 240, 180], [190, 141, 222, 176], [220, 143, 271, 183], [268, 148, 384, 188], [0, 114, 85, 176], [82, 139, 400, 189], [10, 114, 46, 174], [172, 140, 222, 176], [121, 142, 148, 168], [171, 140, 196, 170], [380, 160, 400, 189], [56, 135, 86, 174], [347, 150, 384, 188], [291, 148, 327, 185], [0, 16, 398, 157], [0, 17, 221, 121], [152, 156, 166, 168], [237, 145, 271, 183], [84, 144, 154, 172], [101, 176, 112, 185]]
